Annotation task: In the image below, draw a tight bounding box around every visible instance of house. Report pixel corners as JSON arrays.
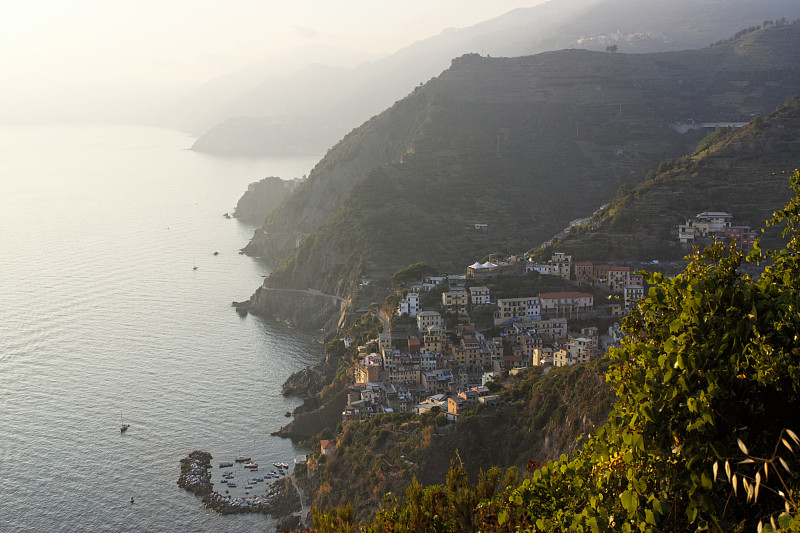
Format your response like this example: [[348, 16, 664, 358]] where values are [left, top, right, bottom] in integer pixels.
[[575, 261, 594, 285], [723, 225, 758, 250], [421, 369, 454, 395], [550, 252, 573, 280], [605, 266, 630, 293], [422, 325, 446, 353], [452, 336, 483, 366], [442, 289, 469, 313], [539, 291, 593, 317], [446, 395, 476, 420], [320, 439, 336, 455], [398, 292, 420, 317], [416, 310, 443, 332], [678, 212, 733, 243], [493, 297, 541, 325], [354, 361, 382, 386], [468, 286, 491, 306], [624, 284, 645, 312]]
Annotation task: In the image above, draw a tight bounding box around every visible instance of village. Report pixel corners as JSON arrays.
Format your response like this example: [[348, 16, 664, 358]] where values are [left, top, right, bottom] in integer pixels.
[[332, 209, 756, 437]]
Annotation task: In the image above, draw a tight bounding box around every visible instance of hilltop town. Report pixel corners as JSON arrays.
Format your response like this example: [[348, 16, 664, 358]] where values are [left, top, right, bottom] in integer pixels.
[[334, 208, 756, 438]]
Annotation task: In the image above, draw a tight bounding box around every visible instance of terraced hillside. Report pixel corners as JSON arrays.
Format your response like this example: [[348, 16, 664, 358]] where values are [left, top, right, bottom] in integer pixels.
[[244, 24, 800, 329], [543, 97, 800, 261]]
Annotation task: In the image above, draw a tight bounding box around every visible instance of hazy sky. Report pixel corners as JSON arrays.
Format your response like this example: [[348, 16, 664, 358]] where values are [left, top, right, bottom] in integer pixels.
[[0, 0, 547, 123]]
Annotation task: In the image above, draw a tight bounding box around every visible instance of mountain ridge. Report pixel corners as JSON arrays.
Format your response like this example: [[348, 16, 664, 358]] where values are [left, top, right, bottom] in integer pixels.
[[242, 23, 800, 330]]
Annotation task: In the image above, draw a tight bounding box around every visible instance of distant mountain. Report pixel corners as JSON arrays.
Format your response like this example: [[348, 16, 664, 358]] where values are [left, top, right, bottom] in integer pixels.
[[540, 97, 800, 262], [182, 0, 800, 156], [241, 23, 800, 329]]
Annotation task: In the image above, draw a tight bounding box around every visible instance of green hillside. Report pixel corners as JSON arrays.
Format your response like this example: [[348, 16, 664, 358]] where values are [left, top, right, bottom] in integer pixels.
[[543, 98, 800, 261], [246, 23, 800, 329]]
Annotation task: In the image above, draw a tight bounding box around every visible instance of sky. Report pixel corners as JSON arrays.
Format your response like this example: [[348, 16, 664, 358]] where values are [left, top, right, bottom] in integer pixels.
[[0, 0, 547, 124]]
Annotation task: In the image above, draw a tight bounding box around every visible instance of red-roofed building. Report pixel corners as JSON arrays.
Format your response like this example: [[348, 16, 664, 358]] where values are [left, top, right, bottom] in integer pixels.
[[320, 439, 336, 455]]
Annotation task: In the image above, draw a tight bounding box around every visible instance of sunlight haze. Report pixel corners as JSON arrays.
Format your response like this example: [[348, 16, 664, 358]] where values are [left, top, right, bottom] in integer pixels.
[[0, 0, 547, 124]]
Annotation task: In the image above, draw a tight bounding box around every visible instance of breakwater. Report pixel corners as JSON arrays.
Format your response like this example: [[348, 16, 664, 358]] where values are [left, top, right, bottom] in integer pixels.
[[178, 451, 302, 521]]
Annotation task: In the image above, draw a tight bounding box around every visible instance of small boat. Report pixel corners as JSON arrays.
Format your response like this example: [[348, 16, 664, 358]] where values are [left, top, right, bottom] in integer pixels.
[[219, 462, 233, 468], [227, 483, 237, 488], [120, 424, 130, 433], [235, 456, 251, 463], [244, 463, 258, 469]]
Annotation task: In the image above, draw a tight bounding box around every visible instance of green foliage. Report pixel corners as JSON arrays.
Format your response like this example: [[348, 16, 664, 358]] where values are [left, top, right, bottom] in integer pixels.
[[391, 262, 437, 287]]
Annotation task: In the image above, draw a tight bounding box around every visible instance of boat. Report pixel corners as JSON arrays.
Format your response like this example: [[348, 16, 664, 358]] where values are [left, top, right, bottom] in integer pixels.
[[227, 483, 237, 488], [235, 456, 251, 463], [219, 462, 233, 468], [120, 424, 130, 433]]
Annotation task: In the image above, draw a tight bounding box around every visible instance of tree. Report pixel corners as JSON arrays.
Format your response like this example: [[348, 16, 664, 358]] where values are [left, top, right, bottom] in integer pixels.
[[606, 44, 618, 53]]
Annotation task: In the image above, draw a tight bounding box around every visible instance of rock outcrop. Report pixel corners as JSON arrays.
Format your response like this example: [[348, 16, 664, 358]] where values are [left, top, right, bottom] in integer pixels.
[[233, 177, 300, 225]]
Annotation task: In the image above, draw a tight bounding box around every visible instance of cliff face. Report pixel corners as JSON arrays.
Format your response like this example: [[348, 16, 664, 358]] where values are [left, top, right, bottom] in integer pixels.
[[232, 176, 297, 224], [245, 25, 800, 329]]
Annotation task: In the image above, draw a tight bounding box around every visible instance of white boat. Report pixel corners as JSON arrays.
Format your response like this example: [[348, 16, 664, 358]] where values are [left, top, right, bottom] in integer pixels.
[[235, 456, 251, 463]]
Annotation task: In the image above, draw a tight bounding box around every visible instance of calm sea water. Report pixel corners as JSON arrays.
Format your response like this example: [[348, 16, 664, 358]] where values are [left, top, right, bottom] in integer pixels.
[[0, 125, 322, 532]]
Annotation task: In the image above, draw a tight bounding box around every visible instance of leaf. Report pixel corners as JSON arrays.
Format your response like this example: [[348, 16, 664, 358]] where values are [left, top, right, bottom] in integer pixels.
[[498, 510, 507, 526], [755, 471, 761, 501], [737, 438, 749, 455]]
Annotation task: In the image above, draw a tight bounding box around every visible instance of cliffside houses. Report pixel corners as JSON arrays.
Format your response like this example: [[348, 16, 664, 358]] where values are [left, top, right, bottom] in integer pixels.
[[349, 252, 650, 425], [678, 211, 757, 250]]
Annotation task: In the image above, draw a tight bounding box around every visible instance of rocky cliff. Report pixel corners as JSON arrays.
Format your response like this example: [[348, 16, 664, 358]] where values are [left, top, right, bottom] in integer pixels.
[[232, 176, 298, 224]]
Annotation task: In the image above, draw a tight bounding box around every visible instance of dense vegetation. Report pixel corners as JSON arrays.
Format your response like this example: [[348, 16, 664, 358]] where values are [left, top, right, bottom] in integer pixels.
[[308, 170, 800, 531]]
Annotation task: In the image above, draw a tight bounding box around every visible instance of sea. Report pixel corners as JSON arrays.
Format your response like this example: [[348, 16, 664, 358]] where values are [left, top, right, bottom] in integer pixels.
[[0, 124, 323, 532]]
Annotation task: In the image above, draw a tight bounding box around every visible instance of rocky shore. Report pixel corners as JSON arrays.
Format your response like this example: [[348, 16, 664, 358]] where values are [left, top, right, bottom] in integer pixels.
[[177, 451, 302, 527]]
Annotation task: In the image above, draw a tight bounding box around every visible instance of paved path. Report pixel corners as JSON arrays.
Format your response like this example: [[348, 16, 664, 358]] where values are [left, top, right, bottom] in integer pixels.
[[289, 474, 308, 527], [262, 287, 349, 303]]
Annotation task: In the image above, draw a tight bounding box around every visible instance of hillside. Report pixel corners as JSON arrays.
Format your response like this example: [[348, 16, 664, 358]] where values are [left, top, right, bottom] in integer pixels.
[[244, 24, 800, 329], [542, 97, 800, 261], [232, 176, 301, 224], [307, 173, 800, 533], [187, 0, 800, 156], [296, 360, 614, 523]]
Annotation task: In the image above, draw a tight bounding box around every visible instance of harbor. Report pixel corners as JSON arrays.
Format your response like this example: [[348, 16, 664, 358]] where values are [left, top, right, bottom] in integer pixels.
[[178, 451, 301, 520]]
